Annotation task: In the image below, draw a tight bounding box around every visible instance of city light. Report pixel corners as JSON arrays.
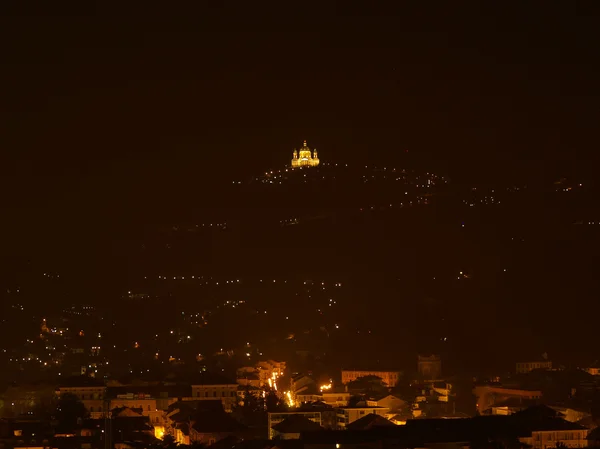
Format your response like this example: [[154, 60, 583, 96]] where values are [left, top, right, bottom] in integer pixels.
[[154, 426, 165, 440], [285, 391, 294, 407]]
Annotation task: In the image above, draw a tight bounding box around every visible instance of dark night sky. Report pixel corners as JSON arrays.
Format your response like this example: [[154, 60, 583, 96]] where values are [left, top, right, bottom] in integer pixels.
[[0, 2, 598, 254]]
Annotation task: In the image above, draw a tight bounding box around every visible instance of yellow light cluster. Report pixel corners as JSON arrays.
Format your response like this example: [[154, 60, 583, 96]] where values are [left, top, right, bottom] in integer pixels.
[[285, 391, 295, 407], [154, 426, 165, 440], [291, 141, 320, 167], [271, 371, 279, 391]]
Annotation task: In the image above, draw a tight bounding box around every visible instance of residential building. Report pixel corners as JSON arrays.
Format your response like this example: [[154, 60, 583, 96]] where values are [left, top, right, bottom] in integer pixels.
[[236, 385, 263, 404], [108, 408, 156, 449], [297, 402, 338, 430], [236, 366, 256, 377], [271, 414, 323, 439], [517, 360, 553, 374], [166, 400, 227, 444], [267, 411, 321, 439], [488, 397, 541, 415], [341, 370, 400, 387], [257, 360, 286, 388], [291, 374, 315, 394], [302, 408, 589, 449], [0, 419, 55, 448], [336, 406, 390, 429], [521, 424, 588, 449], [473, 385, 543, 414], [293, 383, 350, 400], [431, 381, 453, 402], [585, 367, 600, 376], [418, 355, 442, 380], [237, 361, 286, 389], [295, 384, 323, 404], [346, 414, 397, 431], [0, 383, 56, 417], [321, 391, 350, 407], [188, 412, 245, 446], [366, 394, 406, 413], [110, 395, 158, 415], [57, 376, 106, 416], [236, 373, 260, 389], [190, 373, 238, 412]]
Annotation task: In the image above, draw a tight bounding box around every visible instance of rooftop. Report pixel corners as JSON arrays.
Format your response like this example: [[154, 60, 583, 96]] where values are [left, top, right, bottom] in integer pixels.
[[272, 415, 323, 433], [301, 410, 588, 445], [347, 414, 397, 431], [191, 412, 246, 433], [168, 399, 225, 419], [296, 384, 321, 396], [339, 405, 387, 410]]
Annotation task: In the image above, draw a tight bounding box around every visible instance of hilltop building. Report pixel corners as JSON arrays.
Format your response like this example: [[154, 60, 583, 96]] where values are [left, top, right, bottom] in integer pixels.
[[291, 141, 320, 167], [57, 376, 106, 415], [190, 373, 238, 412], [473, 385, 542, 413], [516, 354, 552, 374], [418, 354, 442, 380], [341, 369, 401, 387]]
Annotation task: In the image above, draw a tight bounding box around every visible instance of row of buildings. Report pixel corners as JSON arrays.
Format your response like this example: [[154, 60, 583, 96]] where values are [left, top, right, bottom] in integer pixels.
[[340, 355, 442, 386], [54, 360, 288, 418], [2, 390, 595, 449], [294, 406, 593, 449], [4, 402, 592, 449], [56, 373, 246, 418]]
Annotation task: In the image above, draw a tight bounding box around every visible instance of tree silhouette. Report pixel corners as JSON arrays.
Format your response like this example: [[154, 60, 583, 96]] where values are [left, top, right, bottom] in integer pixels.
[[265, 391, 287, 412], [347, 375, 389, 396], [55, 393, 88, 430], [348, 395, 363, 407], [241, 388, 263, 412], [232, 387, 266, 426]]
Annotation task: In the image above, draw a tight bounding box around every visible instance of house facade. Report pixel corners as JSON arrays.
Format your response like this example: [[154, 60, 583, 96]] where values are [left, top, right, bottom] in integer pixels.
[[191, 380, 238, 412], [521, 428, 589, 449], [336, 407, 390, 429], [341, 370, 400, 387]]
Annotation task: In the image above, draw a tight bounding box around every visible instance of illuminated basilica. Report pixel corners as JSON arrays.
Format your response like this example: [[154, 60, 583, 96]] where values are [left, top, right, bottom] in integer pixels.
[[291, 140, 320, 167]]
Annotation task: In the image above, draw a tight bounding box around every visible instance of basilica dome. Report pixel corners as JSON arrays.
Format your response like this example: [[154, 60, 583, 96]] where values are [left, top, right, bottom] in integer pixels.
[[291, 140, 320, 167]]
